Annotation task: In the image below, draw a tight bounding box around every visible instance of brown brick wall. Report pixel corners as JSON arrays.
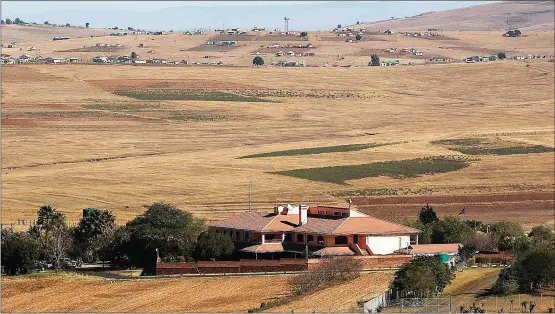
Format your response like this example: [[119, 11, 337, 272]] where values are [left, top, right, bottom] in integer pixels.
[[156, 255, 412, 275]]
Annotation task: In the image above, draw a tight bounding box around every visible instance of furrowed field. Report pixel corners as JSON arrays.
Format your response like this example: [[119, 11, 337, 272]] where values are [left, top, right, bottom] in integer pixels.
[[1, 61, 554, 228]]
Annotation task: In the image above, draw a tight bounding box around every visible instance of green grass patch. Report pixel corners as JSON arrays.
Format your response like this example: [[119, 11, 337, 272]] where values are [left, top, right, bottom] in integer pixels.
[[112, 89, 273, 102], [238, 142, 402, 159], [452, 145, 554, 155], [433, 137, 554, 155], [83, 103, 161, 111], [272, 156, 472, 184], [332, 187, 435, 197]]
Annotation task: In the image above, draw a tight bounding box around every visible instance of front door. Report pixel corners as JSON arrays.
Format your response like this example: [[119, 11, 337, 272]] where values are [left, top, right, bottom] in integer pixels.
[[353, 235, 358, 245]]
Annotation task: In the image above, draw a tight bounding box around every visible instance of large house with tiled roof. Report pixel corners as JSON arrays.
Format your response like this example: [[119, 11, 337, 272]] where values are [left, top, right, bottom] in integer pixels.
[[209, 203, 421, 259]]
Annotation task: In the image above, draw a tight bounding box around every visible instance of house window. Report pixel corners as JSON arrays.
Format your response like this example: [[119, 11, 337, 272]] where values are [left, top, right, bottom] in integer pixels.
[[284, 233, 292, 242], [245, 232, 250, 241], [335, 236, 348, 245], [326, 211, 332, 215], [307, 235, 314, 243], [318, 211, 325, 215], [317, 236, 324, 244], [334, 212, 341, 216], [236, 231, 240, 240], [265, 234, 276, 241], [297, 234, 304, 243]]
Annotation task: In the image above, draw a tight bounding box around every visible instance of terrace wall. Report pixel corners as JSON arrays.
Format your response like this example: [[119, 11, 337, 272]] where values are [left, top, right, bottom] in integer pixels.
[[156, 255, 412, 275]]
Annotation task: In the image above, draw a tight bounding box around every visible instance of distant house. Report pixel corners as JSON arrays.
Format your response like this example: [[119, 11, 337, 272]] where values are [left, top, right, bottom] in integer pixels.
[[412, 50, 423, 56], [52, 37, 70, 41], [251, 27, 266, 32], [7, 42, 18, 48], [400, 243, 462, 267], [69, 58, 80, 63], [287, 51, 295, 56], [92, 56, 108, 63], [44, 57, 69, 64], [133, 60, 147, 64]]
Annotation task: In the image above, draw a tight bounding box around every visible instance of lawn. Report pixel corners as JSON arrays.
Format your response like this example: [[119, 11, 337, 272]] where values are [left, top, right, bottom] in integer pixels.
[[112, 89, 273, 102], [272, 156, 473, 184], [238, 142, 399, 159]]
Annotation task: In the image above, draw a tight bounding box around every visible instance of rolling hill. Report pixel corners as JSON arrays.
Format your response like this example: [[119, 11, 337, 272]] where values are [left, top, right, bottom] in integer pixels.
[[356, 1, 554, 31]]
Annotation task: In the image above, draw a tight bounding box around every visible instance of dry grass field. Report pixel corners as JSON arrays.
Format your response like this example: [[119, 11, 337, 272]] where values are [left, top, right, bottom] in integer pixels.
[[1, 60, 553, 228], [0, 271, 393, 312]]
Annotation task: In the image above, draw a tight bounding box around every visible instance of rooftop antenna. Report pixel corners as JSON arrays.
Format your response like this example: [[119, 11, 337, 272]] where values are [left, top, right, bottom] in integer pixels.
[[284, 17, 289, 33], [248, 176, 252, 211]]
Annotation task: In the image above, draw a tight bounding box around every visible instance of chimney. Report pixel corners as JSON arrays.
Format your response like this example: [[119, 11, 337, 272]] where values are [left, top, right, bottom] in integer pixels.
[[298, 204, 308, 226]]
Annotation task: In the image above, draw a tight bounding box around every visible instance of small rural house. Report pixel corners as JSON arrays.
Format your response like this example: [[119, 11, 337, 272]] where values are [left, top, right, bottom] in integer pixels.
[[400, 243, 462, 267], [209, 204, 421, 259]]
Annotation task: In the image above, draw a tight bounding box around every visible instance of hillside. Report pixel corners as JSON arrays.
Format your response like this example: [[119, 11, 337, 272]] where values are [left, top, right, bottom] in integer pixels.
[[357, 1, 554, 31], [1, 24, 112, 44]]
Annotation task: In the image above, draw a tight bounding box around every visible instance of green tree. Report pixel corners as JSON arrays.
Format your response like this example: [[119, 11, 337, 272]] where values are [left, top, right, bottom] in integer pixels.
[[72, 208, 116, 263], [392, 256, 452, 295], [1, 20, 5, 24], [356, 21, 360, 25], [337, 24, 342, 29], [300, 31, 308, 38], [131, 51, 138, 59], [116, 202, 205, 267], [1, 229, 41, 275], [514, 244, 555, 291], [528, 225, 554, 244], [85, 22, 89, 28], [355, 34, 362, 41], [253, 56, 264, 66], [419, 204, 439, 226], [431, 216, 474, 244], [6, 18, 13, 25], [44, 21, 49, 25], [497, 52, 506, 59], [491, 221, 525, 251], [14, 18, 22, 24], [193, 230, 234, 261], [65, 23, 70, 27], [369, 54, 380, 66]]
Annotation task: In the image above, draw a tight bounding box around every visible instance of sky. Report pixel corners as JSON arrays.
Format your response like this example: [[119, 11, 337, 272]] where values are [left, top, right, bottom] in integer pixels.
[[1, 1, 495, 31]]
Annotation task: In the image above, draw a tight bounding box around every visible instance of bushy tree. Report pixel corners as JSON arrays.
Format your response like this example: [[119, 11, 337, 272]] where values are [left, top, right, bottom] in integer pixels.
[[392, 256, 452, 295], [491, 221, 525, 252], [72, 208, 116, 263], [463, 232, 498, 252], [337, 24, 342, 29], [44, 21, 49, 25], [131, 51, 138, 59], [193, 230, 234, 261], [34, 205, 73, 270], [14, 18, 22, 24], [5, 18, 13, 25], [513, 243, 555, 291], [431, 216, 474, 244], [419, 204, 439, 226], [253, 56, 264, 66], [112, 202, 205, 267], [355, 34, 362, 41], [300, 31, 308, 37], [356, 21, 360, 25], [85, 22, 89, 28], [497, 52, 507, 59], [65, 23, 70, 27], [1, 20, 5, 24], [528, 225, 554, 244], [369, 54, 380, 66], [1, 229, 41, 275]]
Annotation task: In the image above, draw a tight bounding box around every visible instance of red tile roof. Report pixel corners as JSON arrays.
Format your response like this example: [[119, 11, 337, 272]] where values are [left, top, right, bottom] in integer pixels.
[[409, 244, 462, 254], [334, 217, 420, 235], [312, 247, 355, 256], [240, 243, 285, 253], [210, 210, 419, 235]]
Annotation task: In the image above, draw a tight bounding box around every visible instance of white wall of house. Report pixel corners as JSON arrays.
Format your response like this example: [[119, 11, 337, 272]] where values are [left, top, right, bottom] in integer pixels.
[[366, 235, 410, 255]]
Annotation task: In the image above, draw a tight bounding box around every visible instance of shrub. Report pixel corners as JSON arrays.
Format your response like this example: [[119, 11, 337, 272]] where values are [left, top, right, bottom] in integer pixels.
[[288, 257, 362, 295]]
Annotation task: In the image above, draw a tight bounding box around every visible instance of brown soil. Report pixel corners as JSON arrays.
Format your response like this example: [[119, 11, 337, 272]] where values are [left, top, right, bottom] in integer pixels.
[[354, 192, 554, 228]]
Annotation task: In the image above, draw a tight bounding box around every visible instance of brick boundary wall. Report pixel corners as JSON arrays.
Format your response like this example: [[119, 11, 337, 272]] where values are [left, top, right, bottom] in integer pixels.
[[156, 255, 413, 275]]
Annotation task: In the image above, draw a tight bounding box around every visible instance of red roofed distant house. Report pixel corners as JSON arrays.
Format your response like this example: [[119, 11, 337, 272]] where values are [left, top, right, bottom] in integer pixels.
[[209, 203, 422, 259]]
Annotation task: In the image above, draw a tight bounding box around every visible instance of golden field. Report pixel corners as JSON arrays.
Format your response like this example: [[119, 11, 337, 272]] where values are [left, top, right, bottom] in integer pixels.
[[1, 60, 554, 228], [0, 272, 392, 312]]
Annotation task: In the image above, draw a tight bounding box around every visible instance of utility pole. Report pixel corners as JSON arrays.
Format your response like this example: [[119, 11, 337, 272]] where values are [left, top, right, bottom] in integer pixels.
[[248, 176, 252, 211]]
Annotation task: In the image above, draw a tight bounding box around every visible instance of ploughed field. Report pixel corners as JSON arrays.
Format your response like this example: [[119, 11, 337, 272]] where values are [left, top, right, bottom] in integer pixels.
[[1, 62, 553, 227], [0, 272, 393, 312]]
